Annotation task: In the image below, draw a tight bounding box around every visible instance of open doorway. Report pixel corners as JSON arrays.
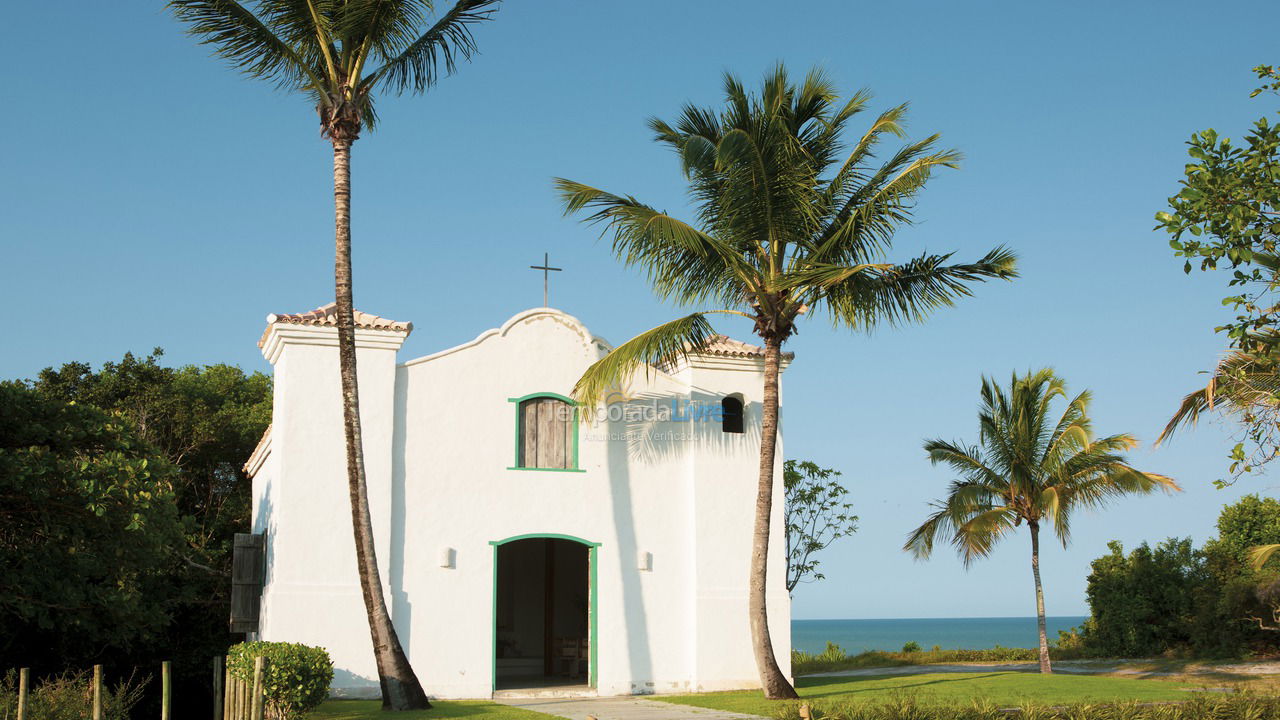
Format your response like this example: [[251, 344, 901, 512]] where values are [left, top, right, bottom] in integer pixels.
[[494, 536, 593, 692]]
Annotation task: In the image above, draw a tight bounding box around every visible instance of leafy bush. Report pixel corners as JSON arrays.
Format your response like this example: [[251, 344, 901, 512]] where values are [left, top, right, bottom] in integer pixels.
[[900, 641, 922, 654], [774, 695, 1280, 720], [228, 641, 333, 720], [0, 669, 147, 720], [1078, 496, 1280, 658]]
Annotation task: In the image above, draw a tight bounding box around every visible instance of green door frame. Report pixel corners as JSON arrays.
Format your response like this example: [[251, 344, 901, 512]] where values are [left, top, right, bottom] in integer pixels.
[[490, 533, 600, 694]]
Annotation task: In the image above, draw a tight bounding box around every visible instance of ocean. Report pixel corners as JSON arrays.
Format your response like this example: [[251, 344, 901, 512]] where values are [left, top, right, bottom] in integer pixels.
[[792, 617, 1089, 654]]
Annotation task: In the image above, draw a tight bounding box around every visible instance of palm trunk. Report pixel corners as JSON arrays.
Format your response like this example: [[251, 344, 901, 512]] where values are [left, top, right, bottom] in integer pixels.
[[1028, 520, 1052, 674], [750, 337, 799, 700], [332, 138, 431, 710]]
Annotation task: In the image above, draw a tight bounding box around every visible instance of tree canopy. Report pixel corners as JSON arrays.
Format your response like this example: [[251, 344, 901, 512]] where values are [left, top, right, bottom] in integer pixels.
[[3, 351, 271, 715], [1157, 64, 1280, 480], [0, 382, 182, 655], [1076, 495, 1280, 657]]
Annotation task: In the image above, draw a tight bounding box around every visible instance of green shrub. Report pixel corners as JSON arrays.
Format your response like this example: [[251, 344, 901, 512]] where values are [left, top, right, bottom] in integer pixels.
[[228, 641, 333, 720], [0, 669, 147, 720], [901, 641, 922, 653]]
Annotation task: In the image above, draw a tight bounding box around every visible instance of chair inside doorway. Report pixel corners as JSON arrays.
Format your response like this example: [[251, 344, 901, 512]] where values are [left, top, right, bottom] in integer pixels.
[[494, 537, 590, 691]]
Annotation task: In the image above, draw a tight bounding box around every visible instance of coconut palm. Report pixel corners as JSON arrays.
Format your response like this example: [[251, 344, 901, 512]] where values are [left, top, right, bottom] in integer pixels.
[[556, 65, 1018, 699], [905, 370, 1180, 674], [168, 0, 500, 709]]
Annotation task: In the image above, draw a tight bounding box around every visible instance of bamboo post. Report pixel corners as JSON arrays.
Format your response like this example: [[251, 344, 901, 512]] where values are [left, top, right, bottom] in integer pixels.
[[232, 675, 242, 720], [92, 664, 103, 720], [226, 675, 236, 720], [238, 672, 248, 720], [161, 661, 171, 720], [249, 657, 265, 720], [15, 668, 28, 720], [214, 656, 225, 720]]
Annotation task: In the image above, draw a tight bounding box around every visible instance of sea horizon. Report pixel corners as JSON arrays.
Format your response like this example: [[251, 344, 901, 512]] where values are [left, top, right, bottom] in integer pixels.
[[792, 616, 1089, 654]]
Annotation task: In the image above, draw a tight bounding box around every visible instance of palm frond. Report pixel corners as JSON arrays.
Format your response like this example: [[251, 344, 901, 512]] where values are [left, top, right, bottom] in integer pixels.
[[1158, 350, 1280, 444], [903, 502, 959, 560], [364, 0, 500, 94], [169, 0, 322, 92], [573, 312, 747, 410], [554, 179, 754, 306], [811, 138, 960, 265], [818, 246, 1018, 330], [922, 438, 1005, 490], [953, 506, 1019, 566], [1158, 385, 1214, 445], [1251, 544, 1280, 569]]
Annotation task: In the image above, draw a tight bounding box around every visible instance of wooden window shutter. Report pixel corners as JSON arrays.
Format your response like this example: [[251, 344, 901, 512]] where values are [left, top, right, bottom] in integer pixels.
[[229, 532, 265, 633], [518, 397, 574, 469]]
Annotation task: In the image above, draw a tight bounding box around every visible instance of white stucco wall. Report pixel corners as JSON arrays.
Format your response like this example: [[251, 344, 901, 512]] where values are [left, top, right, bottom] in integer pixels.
[[250, 308, 791, 699]]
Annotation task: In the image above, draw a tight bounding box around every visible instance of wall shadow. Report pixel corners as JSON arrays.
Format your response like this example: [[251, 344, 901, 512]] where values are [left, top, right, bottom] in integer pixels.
[[389, 373, 413, 661], [604, 413, 655, 694]]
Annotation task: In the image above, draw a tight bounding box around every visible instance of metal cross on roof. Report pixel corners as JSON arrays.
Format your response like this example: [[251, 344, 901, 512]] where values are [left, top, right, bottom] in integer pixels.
[[530, 252, 562, 307]]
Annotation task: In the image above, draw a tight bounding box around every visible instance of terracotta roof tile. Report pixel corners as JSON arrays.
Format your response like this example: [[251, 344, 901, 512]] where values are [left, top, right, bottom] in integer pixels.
[[259, 303, 412, 347], [694, 335, 794, 359]]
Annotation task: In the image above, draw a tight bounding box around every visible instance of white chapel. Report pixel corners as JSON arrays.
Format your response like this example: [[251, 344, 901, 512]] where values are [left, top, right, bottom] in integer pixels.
[[241, 304, 793, 698]]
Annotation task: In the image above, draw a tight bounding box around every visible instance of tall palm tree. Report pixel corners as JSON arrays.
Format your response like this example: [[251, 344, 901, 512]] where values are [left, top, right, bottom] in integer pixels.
[[556, 65, 1018, 699], [905, 370, 1179, 674], [168, 0, 500, 709]]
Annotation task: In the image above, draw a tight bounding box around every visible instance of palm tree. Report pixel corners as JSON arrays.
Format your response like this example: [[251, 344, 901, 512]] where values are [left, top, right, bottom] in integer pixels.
[[904, 370, 1180, 674], [168, 0, 500, 709], [556, 65, 1018, 699]]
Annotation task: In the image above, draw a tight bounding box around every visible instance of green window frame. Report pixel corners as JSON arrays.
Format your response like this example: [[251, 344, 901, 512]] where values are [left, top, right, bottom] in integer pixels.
[[507, 392, 584, 472]]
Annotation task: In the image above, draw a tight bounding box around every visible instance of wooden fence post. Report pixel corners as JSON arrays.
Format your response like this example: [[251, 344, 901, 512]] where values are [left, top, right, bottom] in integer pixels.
[[161, 660, 171, 720], [249, 656, 266, 720], [213, 656, 225, 720], [15, 667, 28, 720], [92, 664, 103, 720]]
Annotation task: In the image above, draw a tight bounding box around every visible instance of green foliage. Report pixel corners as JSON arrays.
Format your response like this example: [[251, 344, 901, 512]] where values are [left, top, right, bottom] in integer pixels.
[[33, 350, 272, 592], [784, 460, 858, 592], [900, 641, 922, 654], [1079, 539, 1203, 656], [3, 351, 272, 713], [1156, 64, 1280, 481], [228, 641, 333, 720], [0, 381, 183, 652], [558, 65, 1017, 408], [1211, 494, 1280, 561], [0, 669, 148, 720], [1079, 494, 1280, 657]]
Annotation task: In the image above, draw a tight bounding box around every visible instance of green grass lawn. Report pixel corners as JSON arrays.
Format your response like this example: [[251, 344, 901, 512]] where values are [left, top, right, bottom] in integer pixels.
[[311, 699, 557, 719], [659, 672, 1203, 716]]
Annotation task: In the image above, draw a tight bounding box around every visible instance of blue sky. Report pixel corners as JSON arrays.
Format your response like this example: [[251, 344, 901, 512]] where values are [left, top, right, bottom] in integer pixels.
[[2, 1, 1276, 620]]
